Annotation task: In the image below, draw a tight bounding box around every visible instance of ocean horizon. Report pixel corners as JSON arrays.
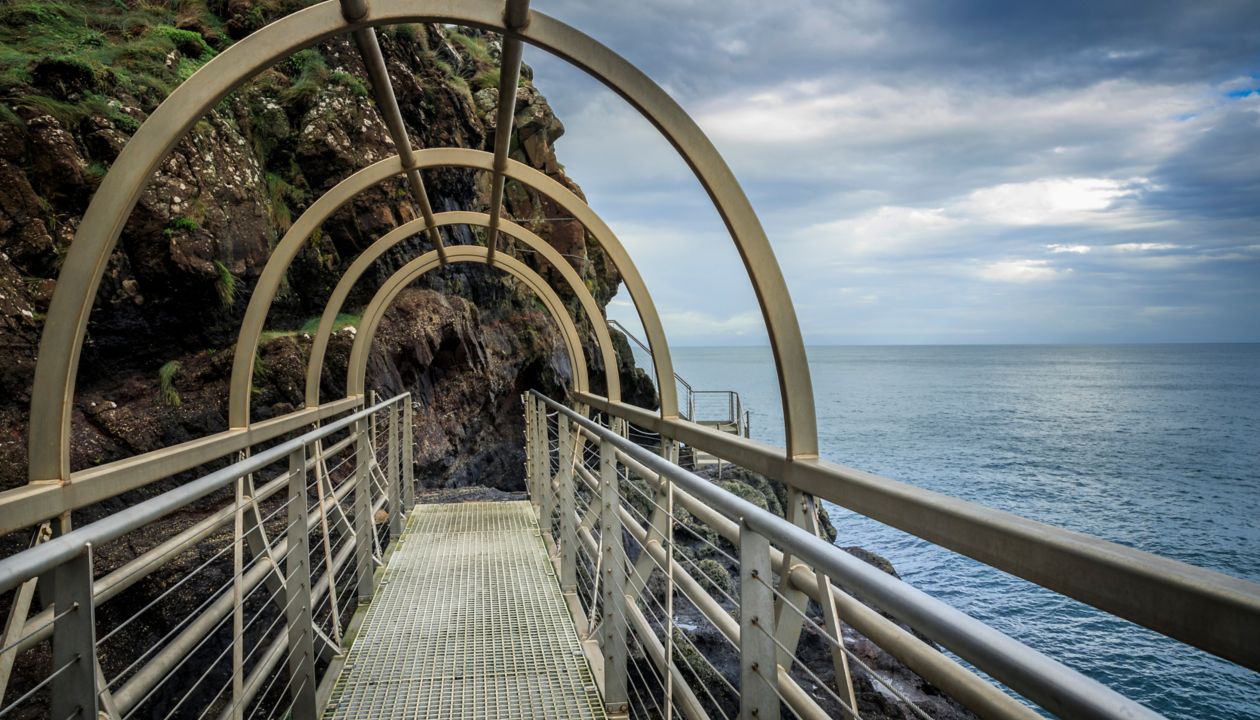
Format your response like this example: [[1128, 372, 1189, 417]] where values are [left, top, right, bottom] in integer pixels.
[[650, 342, 1260, 718]]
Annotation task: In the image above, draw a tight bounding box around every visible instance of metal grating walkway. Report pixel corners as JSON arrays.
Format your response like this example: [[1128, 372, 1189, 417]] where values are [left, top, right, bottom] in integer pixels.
[[323, 501, 606, 719]]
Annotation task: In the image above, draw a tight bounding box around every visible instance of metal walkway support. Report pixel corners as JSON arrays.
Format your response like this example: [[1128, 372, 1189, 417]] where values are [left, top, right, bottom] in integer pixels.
[[324, 502, 606, 720]]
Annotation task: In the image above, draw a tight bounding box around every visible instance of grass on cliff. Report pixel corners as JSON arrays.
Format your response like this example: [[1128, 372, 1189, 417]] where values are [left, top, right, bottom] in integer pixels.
[[214, 260, 236, 309], [158, 360, 182, 407], [0, 0, 222, 128], [449, 30, 492, 65], [260, 313, 361, 342]]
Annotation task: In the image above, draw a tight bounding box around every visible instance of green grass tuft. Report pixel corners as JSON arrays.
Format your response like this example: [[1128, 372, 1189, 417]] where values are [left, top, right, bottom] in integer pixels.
[[330, 70, 370, 99], [281, 49, 328, 106], [264, 172, 305, 231], [472, 68, 500, 91], [165, 216, 198, 236], [158, 360, 182, 407], [449, 31, 491, 64], [214, 259, 236, 309], [260, 312, 360, 342]]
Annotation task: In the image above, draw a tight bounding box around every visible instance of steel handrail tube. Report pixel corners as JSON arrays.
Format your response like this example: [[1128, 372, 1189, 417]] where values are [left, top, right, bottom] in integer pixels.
[[536, 391, 1164, 720], [0, 394, 404, 596], [580, 390, 1260, 672], [0, 397, 360, 537], [607, 318, 694, 394]]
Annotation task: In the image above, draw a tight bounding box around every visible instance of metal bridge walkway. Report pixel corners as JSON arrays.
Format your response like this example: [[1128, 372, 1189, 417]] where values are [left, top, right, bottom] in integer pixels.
[[323, 501, 606, 719]]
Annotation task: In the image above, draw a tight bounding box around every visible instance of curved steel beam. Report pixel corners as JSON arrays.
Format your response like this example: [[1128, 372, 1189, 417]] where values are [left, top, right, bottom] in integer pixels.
[[29, 0, 814, 483], [347, 246, 588, 398], [303, 210, 620, 408], [229, 149, 656, 431]]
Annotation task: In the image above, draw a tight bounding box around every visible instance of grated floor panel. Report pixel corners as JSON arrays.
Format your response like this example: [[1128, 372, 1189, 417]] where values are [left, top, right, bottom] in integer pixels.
[[323, 501, 606, 719]]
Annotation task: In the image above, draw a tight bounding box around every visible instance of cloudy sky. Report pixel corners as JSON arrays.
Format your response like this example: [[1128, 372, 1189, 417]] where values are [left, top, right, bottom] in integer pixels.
[[521, 0, 1259, 345]]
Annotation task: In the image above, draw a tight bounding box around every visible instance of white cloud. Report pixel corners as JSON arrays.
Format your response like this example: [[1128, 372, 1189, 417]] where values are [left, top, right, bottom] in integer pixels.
[[695, 79, 1202, 155], [1111, 242, 1182, 252], [1048, 244, 1092, 254], [803, 205, 956, 255], [660, 309, 763, 336], [977, 259, 1069, 283], [959, 177, 1145, 225]]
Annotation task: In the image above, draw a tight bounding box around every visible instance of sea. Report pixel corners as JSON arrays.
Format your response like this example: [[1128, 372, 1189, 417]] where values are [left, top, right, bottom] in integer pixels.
[[662, 344, 1260, 719]]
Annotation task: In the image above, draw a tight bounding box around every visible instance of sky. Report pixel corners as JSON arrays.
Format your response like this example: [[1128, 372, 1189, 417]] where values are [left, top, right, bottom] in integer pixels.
[[518, 0, 1260, 345]]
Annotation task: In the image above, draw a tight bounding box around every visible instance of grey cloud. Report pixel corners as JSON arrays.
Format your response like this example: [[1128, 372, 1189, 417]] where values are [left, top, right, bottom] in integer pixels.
[[524, 1, 1259, 343], [1147, 99, 1260, 220]]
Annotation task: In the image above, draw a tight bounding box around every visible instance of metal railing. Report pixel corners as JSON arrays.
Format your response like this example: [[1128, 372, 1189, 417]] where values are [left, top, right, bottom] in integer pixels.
[[0, 394, 413, 720], [527, 390, 1260, 720], [608, 320, 747, 434], [690, 390, 748, 436]]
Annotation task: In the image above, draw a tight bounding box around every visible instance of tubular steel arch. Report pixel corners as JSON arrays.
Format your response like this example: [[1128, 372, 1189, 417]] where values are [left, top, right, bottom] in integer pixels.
[[303, 210, 620, 408], [227, 148, 651, 430], [29, 0, 817, 485], [347, 246, 589, 397]]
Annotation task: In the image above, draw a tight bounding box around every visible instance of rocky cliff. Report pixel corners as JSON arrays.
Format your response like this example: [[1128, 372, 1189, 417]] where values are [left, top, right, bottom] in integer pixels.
[[0, 0, 654, 496]]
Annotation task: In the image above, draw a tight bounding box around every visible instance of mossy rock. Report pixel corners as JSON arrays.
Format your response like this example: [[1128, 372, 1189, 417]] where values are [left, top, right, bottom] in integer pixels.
[[672, 627, 728, 691], [718, 479, 770, 512], [694, 557, 732, 596]]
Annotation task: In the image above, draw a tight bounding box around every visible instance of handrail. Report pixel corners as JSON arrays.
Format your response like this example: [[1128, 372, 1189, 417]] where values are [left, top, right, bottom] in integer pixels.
[[608, 319, 695, 419], [0, 395, 363, 536], [608, 319, 693, 395], [0, 393, 405, 596], [608, 320, 747, 432], [579, 390, 1260, 672], [537, 390, 1164, 720]]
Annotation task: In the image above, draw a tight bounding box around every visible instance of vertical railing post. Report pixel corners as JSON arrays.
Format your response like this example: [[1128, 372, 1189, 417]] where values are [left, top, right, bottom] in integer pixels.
[[542, 410, 561, 539], [402, 398, 415, 510], [286, 445, 318, 716], [529, 397, 543, 518], [558, 414, 577, 594], [523, 395, 534, 498], [599, 437, 629, 717], [387, 401, 402, 540], [662, 438, 678, 716], [536, 399, 548, 507], [354, 416, 374, 602], [50, 543, 97, 720], [740, 521, 779, 720]]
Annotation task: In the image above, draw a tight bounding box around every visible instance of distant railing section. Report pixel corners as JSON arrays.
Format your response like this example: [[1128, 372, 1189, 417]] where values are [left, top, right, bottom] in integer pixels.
[[690, 389, 749, 437], [607, 319, 749, 435], [0, 393, 413, 720], [608, 319, 696, 420], [527, 390, 1260, 720]]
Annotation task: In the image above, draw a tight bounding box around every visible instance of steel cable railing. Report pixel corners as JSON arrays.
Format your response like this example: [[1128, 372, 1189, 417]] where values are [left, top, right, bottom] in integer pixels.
[[0, 393, 411, 720], [527, 390, 1175, 720]]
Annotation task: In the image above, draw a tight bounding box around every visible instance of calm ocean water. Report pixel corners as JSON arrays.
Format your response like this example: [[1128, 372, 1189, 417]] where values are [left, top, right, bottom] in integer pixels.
[[663, 344, 1260, 719]]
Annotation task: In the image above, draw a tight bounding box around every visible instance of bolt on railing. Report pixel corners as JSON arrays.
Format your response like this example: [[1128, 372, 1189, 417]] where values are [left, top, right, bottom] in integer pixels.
[[0, 393, 413, 720], [525, 390, 1175, 720]]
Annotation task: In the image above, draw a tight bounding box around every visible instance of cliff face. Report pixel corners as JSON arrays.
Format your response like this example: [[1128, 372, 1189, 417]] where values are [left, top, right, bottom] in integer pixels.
[[0, 0, 654, 493]]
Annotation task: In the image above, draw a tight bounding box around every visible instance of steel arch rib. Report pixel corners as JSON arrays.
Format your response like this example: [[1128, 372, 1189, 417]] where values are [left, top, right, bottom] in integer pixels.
[[29, 0, 816, 484], [302, 210, 620, 408], [226, 148, 650, 430], [348, 246, 589, 397]]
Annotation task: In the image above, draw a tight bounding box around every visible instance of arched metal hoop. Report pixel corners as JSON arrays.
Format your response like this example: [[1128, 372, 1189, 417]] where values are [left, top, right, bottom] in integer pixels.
[[348, 246, 589, 397], [226, 149, 649, 428], [305, 210, 620, 406], [29, 0, 817, 484]]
